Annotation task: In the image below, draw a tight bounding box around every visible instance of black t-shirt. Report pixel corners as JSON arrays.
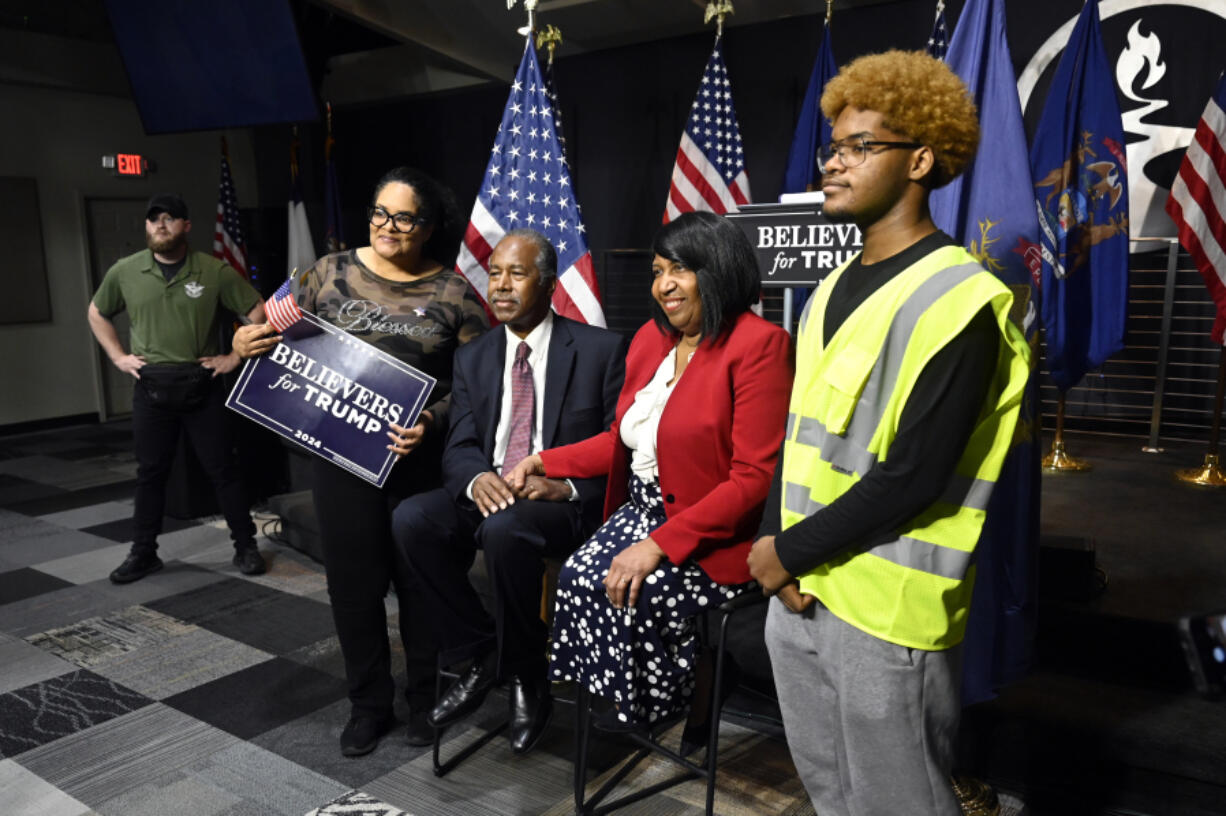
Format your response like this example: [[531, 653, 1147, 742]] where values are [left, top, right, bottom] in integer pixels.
[[760, 231, 1000, 576], [155, 257, 186, 283]]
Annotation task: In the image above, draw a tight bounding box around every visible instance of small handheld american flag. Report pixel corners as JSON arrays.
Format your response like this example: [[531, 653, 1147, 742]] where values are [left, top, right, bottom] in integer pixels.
[[265, 277, 303, 334]]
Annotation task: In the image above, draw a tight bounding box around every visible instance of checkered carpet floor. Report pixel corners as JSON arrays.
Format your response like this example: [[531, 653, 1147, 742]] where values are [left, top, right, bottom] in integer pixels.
[[0, 421, 812, 816]]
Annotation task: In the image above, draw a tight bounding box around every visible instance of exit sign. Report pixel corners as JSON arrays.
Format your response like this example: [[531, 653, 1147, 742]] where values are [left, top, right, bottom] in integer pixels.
[[101, 154, 153, 177]]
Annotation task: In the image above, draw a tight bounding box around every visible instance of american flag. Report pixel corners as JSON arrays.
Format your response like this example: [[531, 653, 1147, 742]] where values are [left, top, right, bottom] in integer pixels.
[[542, 56, 567, 158], [456, 39, 605, 327], [212, 139, 247, 277], [265, 278, 303, 334], [927, 1, 949, 59], [663, 36, 751, 223], [1167, 73, 1226, 345]]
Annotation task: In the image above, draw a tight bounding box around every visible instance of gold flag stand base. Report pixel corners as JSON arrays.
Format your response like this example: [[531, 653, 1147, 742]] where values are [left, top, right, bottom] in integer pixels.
[[952, 773, 1001, 816], [1175, 454, 1226, 487], [1042, 439, 1092, 472]]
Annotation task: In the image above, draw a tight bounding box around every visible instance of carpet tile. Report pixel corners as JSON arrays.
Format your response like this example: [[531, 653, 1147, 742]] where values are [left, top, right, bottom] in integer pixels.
[[90, 561, 230, 606], [8, 479, 138, 516], [0, 635, 77, 695], [36, 500, 134, 530], [0, 758, 95, 816], [0, 567, 74, 605], [145, 578, 336, 656], [0, 523, 116, 569], [0, 583, 134, 639], [164, 656, 345, 740], [0, 669, 152, 758], [0, 455, 132, 491], [15, 703, 237, 805], [0, 474, 65, 508], [79, 513, 198, 543], [24, 605, 194, 668], [0, 421, 824, 816]]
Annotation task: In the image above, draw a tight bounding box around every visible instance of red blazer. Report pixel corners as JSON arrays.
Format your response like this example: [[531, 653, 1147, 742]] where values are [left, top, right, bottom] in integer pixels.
[[540, 311, 793, 584]]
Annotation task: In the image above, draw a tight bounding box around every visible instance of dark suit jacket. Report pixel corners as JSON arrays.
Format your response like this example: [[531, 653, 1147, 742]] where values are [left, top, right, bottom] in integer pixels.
[[442, 314, 626, 532], [539, 312, 793, 584]]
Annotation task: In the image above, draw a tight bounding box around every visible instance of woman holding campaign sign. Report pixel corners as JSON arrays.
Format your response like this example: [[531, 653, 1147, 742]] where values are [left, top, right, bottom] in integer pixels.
[[506, 211, 792, 745], [235, 166, 488, 757]]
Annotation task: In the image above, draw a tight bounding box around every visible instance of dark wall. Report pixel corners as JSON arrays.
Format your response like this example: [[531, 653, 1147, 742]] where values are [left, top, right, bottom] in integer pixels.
[[285, 1, 947, 276], [270, 0, 1222, 286]]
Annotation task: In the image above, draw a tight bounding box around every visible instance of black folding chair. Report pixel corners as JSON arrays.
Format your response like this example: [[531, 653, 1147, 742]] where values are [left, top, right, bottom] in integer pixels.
[[571, 588, 768, 815]]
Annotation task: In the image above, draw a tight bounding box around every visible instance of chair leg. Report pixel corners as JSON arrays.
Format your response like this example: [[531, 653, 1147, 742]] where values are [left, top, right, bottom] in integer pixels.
[[574, 684, 592, 814]]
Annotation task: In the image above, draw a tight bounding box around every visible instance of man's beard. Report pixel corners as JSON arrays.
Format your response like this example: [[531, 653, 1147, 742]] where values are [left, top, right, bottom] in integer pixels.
[[146, 232, 186, 254]]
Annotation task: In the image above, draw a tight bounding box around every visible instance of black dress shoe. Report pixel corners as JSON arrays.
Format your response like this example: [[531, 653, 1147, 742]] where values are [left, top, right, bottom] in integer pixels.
[[404, 709, 434, 747], [428, 659, 498, 728], [508, 676, 553, 755]]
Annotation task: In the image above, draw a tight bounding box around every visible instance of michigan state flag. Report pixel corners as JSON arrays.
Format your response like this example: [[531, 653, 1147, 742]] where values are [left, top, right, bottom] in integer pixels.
[[1029, 0, 1130, 392], [930, 0, 1042, 707]]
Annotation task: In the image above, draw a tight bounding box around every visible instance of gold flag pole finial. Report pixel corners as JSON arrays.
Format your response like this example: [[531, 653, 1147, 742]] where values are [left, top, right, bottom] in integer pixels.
[[825, 0, 833, 26], [537, 24, 562, 66], [704, 1, 734, 38]]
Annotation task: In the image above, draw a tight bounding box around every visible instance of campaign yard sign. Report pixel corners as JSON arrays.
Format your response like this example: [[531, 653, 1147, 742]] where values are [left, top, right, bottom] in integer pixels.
[[226, 312, 435, 487]]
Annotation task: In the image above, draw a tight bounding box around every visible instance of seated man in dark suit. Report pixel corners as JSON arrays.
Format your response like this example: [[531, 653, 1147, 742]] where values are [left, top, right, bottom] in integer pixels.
[[392, 229, 625, 754]]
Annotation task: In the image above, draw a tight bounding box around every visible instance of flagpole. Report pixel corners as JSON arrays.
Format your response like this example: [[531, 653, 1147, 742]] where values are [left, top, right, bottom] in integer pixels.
[[511, 0, 538, 36], [1042, 391, 1092, 471], [1175, 347, 1226, 486]]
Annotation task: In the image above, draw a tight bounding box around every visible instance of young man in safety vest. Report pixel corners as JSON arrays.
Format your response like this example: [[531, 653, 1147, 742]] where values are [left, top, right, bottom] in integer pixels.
[[748, 50, 1030, 815]]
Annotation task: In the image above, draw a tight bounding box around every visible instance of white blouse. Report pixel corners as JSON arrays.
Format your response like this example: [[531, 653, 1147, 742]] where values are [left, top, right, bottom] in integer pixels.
[[620, 346, 681, 481]]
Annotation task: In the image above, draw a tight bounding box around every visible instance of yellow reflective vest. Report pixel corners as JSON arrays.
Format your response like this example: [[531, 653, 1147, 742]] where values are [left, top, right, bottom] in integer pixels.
[[782, 243, 1031, 650]]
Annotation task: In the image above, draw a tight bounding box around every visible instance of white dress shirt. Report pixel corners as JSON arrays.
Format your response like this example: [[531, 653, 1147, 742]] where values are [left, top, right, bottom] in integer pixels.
[[466, 311, 577, 501], [620, 346, 679, 481]]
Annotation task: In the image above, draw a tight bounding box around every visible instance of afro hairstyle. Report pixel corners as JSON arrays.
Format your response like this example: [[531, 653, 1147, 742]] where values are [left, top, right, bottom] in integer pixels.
[[820, 50, 979, 188]]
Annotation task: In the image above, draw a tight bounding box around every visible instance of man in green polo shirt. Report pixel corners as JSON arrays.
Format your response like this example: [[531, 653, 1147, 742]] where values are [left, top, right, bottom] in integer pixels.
[[88, 194, 268, 583]]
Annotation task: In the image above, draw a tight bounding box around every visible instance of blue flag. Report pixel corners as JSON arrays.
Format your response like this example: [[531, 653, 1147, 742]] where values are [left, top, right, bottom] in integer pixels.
[[781, 22, 835, 195], [930, 0, 1043, 707], [1029, 0, 1130, 392], [780, 21, 835, 316]]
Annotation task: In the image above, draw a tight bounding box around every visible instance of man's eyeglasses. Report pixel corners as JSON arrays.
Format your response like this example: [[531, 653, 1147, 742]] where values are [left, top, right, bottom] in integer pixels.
[[147, 213, 182, 226], [818, 137, 924, 168], [367, 206, 431, 233]]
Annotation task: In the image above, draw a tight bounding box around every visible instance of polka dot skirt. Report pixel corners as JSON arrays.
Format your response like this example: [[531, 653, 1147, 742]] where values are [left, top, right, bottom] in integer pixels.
[[549, 476, 752, 727]]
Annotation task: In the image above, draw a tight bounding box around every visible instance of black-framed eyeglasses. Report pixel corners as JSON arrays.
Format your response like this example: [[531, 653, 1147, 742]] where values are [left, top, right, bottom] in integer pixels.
[[818, 137, 925, 168], [367, 206, 431, 233]]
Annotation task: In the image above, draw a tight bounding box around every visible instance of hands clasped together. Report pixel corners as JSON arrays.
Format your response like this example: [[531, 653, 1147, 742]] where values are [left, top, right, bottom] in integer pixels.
[[504, 455, 666, 610]]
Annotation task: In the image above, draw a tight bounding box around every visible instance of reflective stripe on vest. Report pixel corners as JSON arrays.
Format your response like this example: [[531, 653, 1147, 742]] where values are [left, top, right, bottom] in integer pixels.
[[783, 479, 978, 581], [781, 245, 1030, 650], [788, 261, 982, 477]]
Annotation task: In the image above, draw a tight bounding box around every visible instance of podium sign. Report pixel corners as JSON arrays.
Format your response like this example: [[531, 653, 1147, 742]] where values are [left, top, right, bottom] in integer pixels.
[[725, 201, 863, 287], [226, 312, 435, 488]]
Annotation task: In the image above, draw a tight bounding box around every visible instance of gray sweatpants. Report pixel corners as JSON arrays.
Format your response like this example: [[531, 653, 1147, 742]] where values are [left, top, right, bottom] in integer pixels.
[[764, 596, 962, 816]]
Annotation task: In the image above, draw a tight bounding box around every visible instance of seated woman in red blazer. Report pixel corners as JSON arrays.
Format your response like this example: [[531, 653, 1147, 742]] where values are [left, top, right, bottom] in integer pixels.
[[506, 211, 793, 737]]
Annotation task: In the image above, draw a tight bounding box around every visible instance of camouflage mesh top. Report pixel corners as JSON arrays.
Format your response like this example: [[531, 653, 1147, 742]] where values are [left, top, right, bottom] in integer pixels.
[[293, 250, 489, 430]]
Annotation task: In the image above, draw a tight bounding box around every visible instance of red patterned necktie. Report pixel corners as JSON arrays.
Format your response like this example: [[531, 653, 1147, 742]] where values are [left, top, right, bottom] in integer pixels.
[[503, 341, 535, 473]]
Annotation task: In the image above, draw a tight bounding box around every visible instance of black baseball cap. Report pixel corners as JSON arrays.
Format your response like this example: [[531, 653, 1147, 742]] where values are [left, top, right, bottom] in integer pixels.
[[146, 194, 189, 220]]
